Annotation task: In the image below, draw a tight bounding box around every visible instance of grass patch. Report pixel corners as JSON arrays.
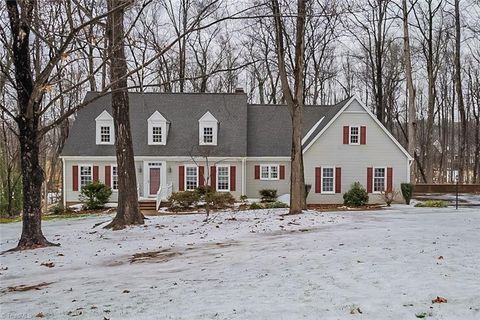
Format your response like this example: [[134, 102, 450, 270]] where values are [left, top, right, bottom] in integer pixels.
[[414, 200, 448, 208]]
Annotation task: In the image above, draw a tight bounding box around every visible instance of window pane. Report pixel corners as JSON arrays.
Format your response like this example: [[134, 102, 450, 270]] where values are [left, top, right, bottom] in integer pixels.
[[322, 168, 334, 192], [203, 127, 213, 143], [350, 127, 359, 144], [217, 167, 229, 191], [270, 166, 278, 179], [152, 126, 162, 143], [261, 166, 269, 179], [101, 126, 110, 142], [185, 167, 198, 190], [80, 166, 92, 188], [374, 168, 385, 192]]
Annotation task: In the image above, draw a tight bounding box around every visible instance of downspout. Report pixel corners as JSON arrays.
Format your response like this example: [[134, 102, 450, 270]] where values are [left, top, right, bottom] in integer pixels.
[[62, 157, 66, 208], [242, 157, 246, 197]]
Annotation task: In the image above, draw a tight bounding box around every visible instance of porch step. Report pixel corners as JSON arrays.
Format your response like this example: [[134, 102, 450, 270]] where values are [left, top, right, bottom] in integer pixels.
[[139, 200, 156, 210]]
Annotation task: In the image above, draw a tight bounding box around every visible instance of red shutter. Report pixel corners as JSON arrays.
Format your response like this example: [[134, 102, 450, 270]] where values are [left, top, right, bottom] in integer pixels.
[[343, 126, 349, 144], [279, 165, 285, 179], [315, 167, 321, 193], [105, 166, 111, 187], [93, 166, 99, 182], [254, 165, 260, 179], [387, 167, 393, 192], [335, 167, 341, 193], [367, 167, 373, 193], [210, 166, 216, 191], [199, 166, 205, 186], [230, 166, 236, 191], [72, 165, 79, 191], [179, 166, 185, 191], [360, 126, 367, 144]]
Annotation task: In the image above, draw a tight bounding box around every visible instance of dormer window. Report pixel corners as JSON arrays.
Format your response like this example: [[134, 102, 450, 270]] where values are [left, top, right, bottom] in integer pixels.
[[148, 111, 169, 145], [95, 110, 114, 145], [199, 111, 218, 146]]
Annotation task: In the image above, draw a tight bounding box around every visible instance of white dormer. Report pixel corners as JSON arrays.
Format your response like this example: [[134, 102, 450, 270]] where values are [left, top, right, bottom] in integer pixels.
[[148, 111, 169, 145], [95, 110, 114, 145], [198, 111, 218, 146]]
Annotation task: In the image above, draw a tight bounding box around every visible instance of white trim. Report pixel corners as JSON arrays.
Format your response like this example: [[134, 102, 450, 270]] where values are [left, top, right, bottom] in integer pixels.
[[372, 166, 387, 194], [95, 111, 114, 145], [259, 164, 280, 180], [143, 161, 166, 197], [349, 125, 360, 145], [216, 165, 230, 192], [301, 116, 325, 145], [184, 165, 199, 191], [320, 166, 335, 194], [303, 96, 413, 161], [199, 111, 218, 146], [147, 111, 168, 145], [343, 110, 367, 114]]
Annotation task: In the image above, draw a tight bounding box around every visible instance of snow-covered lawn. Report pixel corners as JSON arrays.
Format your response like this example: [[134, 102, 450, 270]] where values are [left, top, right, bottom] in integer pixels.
[[1, 206, 479, 319]]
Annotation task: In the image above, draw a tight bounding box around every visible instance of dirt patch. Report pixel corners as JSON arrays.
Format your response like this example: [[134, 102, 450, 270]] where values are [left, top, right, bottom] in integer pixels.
[[4, 282, 53, 293], [307, 204, 383, 211], [130, 249, 181, 264]]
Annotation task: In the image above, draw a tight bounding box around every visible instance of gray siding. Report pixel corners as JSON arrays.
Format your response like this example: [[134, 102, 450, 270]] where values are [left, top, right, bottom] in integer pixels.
[[245, 161, 290, 198], [304, 99, 410, 204]]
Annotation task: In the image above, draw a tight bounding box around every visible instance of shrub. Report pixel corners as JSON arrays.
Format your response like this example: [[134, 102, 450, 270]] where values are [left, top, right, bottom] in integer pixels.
[[208, 192, 235, 209], [263, 201, 289, 209], [380, 190, 399, 207], [414, 200, 448, 208], [259, 189, 277, 202], [401, 183, 414, 205], [169, 191, 200, 208], [195, 185, 214, 196], [249, 202, 263, 210], [240, 195, 248, 203], [343, 182, 369, 207], [79, 181, 112, 210]]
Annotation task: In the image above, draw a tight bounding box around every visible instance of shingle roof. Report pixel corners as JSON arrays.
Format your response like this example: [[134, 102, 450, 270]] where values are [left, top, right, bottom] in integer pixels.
[[62, 92, 248, 157], [62, 92, 350, 158], [246, 98, 350, 156]]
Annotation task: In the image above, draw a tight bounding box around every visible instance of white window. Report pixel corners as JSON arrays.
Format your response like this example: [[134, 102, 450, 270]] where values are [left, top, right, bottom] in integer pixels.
[[260, 165, 279, 180], [373, 167, 386, 193], [350, 126, 360, 145], [203, 127, 213, 144], [148, 111, 169, 145], [321, 167, 335, 193], [152, 126, 162, 143], [185, 166, 198, 191], [95, 110, 114, 145], [100, 126, 111, 143], [80, 165, 92, 188], [112, 166, 118, 191], [199, 111, 218, 146], [216, 166, 230, 191]]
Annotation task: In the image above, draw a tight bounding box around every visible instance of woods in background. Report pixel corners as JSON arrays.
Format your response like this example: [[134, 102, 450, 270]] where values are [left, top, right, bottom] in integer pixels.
[[0, 0, 479, 220]]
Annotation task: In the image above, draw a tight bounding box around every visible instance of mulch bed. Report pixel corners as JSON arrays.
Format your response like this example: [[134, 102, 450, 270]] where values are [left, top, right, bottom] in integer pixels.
[[307, 204, 384, 211]]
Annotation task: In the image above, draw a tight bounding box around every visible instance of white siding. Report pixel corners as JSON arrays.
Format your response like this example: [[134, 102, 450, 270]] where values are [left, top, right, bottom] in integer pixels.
[[304, 99, 410, 204]]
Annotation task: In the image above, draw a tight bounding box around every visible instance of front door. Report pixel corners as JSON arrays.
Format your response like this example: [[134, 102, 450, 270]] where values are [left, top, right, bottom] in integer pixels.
[[149, 168, 161, 195]]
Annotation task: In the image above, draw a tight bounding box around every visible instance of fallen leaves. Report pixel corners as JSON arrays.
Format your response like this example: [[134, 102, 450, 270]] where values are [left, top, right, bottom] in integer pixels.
[[35, 312, 44, 318], [40, 261, 55, 268], [8, 282, 53, 292], [432, 296, 448, 304]]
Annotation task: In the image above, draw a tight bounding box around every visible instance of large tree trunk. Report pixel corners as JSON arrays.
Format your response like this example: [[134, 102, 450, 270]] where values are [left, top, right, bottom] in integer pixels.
[[403, 0, 417, 183], [272, 0, 307, 214], [105, 0, 144, 230], [7, 0, 55, 249]]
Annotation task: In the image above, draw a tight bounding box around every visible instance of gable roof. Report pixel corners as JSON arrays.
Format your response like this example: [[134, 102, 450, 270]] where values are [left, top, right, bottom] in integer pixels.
[[302, 96, 414, 160], [62, 92, 248, 157]]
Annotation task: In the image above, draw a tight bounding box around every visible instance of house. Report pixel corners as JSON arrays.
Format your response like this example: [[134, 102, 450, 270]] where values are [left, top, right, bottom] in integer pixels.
[[60, 91, 413, 207]]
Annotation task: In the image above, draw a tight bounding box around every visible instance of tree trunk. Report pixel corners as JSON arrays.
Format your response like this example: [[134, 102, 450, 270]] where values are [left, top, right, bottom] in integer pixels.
[[403, 0, 417, 183], [6, 0, 55, 249], [105, 0, 144, 230]]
